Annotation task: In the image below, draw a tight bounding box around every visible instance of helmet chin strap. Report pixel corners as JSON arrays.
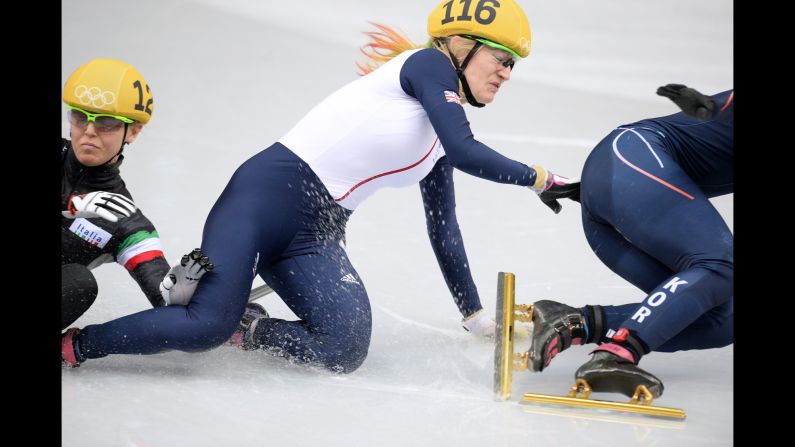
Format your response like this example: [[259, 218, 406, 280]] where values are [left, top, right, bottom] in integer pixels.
[[449, 41, 486, 108], [102, 123, 129, 167]]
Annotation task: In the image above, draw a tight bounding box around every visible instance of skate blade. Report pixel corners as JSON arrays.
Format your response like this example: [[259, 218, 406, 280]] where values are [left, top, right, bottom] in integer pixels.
[[494, 272, 534, 401], [248, 283, 274, 302], [521, 379, 686, 420], [520, 403, 686, 429], [494, 272, 515, 401]]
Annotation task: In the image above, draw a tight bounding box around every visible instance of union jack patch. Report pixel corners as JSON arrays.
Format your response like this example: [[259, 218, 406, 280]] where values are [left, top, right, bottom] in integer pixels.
[[444, 90, 460, 103]]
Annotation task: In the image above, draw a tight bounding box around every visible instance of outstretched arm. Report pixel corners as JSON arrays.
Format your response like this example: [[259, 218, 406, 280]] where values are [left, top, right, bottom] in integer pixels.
[[420, 158, 494, 336], [401, 49, 579, 213]]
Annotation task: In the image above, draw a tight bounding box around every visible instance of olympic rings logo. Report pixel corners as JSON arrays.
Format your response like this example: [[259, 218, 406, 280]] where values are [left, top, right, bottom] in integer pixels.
[[74, 85, 116, 108], [519, 37, 530, 55]]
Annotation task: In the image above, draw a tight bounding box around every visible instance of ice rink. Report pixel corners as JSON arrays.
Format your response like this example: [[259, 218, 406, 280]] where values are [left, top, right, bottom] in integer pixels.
[[62, 1, 733, 445]]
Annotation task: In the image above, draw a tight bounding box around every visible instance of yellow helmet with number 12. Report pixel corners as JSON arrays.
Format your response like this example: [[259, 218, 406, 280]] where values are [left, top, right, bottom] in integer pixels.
[[63, 58, 154, 124]]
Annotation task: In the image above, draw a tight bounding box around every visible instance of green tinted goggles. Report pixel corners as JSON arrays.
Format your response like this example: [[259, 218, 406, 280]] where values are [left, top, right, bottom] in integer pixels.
[[66, 105, 134, 133]]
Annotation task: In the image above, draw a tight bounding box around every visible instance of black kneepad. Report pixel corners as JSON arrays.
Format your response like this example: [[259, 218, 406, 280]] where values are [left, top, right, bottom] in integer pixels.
[[62, 264, 98, 329]]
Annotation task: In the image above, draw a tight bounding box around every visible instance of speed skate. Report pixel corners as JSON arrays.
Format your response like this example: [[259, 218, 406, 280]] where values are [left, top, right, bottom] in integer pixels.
[[493, 272, 686, 420]]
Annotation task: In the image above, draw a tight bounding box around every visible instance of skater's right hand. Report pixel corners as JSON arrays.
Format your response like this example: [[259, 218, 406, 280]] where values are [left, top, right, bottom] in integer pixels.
[[62, 191, 137, 222], [462, 310, 496, 338], [159, 248, 214, 306], [530, 165, 581, 214]]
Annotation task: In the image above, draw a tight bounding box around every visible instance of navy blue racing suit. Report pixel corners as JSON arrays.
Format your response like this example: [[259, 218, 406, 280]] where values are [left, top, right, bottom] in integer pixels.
[[580, 90, 733, 355], [72, 48, 543, 372]]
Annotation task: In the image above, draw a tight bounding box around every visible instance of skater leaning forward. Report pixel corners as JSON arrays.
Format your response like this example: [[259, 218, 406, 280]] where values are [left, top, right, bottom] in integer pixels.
[[61, 0, 580, 371], [525, 85, 733, 398]]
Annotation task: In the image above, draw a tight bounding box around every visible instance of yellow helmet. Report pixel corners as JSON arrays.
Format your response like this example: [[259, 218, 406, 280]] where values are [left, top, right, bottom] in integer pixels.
[[63, 58, 154, 124], [428, 0, 531, 58]]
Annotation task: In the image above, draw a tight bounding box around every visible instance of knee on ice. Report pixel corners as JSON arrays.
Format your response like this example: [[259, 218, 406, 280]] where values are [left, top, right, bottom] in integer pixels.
[[323, 348, 370, 374], [320, 331, 372, 374]]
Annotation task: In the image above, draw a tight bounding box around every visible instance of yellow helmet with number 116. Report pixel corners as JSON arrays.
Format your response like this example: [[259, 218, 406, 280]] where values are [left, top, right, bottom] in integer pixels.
[[428, 0, 531, 59]]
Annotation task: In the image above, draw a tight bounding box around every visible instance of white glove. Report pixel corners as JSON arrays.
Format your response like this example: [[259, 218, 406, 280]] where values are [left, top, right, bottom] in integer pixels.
[[159, 248, 214, 306], [462, 309, 496, 338], [62, 191, 137, 223]]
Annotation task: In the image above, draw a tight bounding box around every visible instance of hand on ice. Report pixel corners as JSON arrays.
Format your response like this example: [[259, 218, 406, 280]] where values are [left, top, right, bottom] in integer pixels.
[[462, 309, 496, 338]]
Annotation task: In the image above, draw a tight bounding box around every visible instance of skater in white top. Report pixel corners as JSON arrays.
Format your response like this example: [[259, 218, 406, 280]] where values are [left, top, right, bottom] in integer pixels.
[[62, 0, 580, 372]]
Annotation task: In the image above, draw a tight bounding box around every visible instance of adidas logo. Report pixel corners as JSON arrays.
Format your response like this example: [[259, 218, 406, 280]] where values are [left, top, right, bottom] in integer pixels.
[[340, 273, 360, 285]]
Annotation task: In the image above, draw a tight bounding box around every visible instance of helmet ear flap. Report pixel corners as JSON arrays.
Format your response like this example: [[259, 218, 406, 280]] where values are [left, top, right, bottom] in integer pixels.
[[63, 59, 154, 124]]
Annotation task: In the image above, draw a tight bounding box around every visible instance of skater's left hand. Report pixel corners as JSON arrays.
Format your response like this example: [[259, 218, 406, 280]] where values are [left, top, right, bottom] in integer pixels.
[[160, 248, 214, 306], [656, 84, 715, 120], [530, 165, 581, 214], [462, 310, 496, 338]]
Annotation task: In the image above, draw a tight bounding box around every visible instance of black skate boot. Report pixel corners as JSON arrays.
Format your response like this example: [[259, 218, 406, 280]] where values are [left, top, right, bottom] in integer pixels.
[[226, 302, 269, 350], [528, 300, 604, 371], [575, 342, 663, 399]]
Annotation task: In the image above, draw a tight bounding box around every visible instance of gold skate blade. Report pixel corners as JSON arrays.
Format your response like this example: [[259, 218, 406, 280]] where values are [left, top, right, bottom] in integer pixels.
[[494, 272, 515, 401], [520, 402, 686, 429], [520, 392, 686, 420]]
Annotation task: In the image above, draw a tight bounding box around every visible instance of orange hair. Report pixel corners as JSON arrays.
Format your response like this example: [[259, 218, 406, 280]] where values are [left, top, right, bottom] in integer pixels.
[[356, 23, 422, 76]]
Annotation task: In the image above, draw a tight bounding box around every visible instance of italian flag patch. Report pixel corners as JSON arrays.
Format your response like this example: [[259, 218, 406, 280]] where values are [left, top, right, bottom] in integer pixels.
[[117, 230, 165, 270]]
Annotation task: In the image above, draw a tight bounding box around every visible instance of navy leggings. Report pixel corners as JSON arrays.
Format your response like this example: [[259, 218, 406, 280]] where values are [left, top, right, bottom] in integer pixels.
[[580, 127, 733, 353], [77, 144, 372, 372]]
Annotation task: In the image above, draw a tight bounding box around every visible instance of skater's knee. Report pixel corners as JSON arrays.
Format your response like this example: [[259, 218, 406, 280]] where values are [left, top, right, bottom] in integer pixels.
[[62, 264, 98, 300], [313, 309, 372, 372], [690, 257, 733, 301], [691, 247, 732, 278], [711, 261, 732, 284], [322, 345, 370, 373], [704, 257, 733, 279], [182, 311, 239, 352], [320, 329, 372, 373], [705, 303, 734, 346], [62, 264, 99, 329]]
